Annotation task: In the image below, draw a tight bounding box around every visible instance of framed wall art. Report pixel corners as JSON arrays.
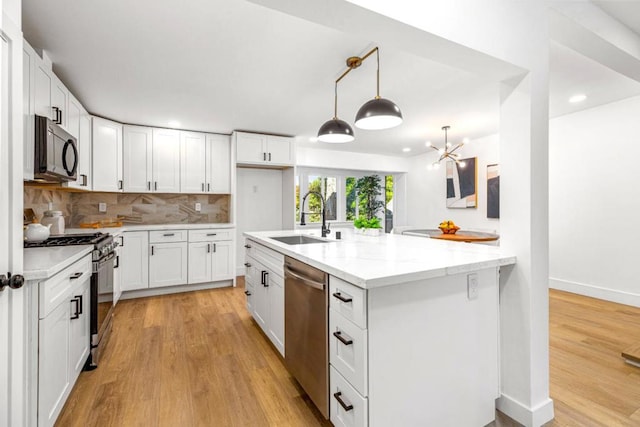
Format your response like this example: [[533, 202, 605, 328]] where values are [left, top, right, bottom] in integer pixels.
[[446, 157, 477, 208], [487, 163, 500, 218]]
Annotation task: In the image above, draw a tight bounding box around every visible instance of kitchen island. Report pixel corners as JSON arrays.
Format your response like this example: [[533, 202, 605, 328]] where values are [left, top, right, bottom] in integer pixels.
[[243, 229, 515, 427]]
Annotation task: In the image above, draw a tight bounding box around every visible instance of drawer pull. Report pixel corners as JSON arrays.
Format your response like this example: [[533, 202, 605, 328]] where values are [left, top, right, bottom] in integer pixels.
[[332, 292, 353, 303], [244, 244, 251, 249], [163, 233, 175, 237], [70, 297, 80, 320], [244, 262, 251, 267], [70, 272, 84, 280], [244, 290, 251, 296], [333, 330, 353, 346], [333, 392, 354, 412], [206, 233, 217, 236]]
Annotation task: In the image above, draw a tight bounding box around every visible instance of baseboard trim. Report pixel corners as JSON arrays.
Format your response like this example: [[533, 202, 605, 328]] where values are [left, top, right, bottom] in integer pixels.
[[120, 279, 234, 300], [549, 278, 640, 308], [497, 394, 554, 427]]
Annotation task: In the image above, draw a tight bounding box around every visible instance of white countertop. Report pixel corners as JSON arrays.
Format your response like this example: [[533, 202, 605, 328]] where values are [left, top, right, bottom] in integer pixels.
[[65, 223, 235, 235], [24, 245, 93, 281], [244, 229, 516, 289]]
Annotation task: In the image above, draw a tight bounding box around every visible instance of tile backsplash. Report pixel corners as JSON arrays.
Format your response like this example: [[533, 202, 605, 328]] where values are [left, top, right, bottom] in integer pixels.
[[24, 188, 230, 227]]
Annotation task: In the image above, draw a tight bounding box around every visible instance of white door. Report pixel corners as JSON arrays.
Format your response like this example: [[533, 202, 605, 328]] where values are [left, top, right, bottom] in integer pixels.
[[206, 134, 231, 193], [123, 125, 152, 192], [152, 128, 180, 193], [51, 74, 68, 130], [236, 132, 266, 164], [266, 135, 293, 165], [188, 242, 212, 284], [92, 116, 123, 192], [1, 17, 27, 427], [180, 131, 207, 193], [149, 242, 188, 288], [211, 240, 233, 281], [121, 232, 149, 291]]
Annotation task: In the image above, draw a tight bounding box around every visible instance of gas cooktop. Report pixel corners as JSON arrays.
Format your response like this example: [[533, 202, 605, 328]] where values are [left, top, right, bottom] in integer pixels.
[[24, 232, 110, 248]]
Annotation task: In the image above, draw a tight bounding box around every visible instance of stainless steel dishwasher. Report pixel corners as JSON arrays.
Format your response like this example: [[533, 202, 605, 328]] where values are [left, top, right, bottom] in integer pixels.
[[284, 256, 329, 418]]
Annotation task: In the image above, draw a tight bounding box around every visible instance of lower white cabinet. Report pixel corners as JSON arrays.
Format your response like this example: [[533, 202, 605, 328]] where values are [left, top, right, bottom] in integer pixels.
[[113, 242, 123, 304], [330, 366, 368, 427], [149, 242, 188, 288], [121, 231, 149, 291], [244, 240, 285, 355], [37, 254, 91, 427]]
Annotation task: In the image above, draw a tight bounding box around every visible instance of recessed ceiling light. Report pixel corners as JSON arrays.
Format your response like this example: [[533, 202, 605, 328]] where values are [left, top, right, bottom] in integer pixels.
[[402, 147, 411, 152], [462, 137, 470, 144], [168, 120, 181, 128], [309, 137, 318, 143], [569, 94, 587, 103]]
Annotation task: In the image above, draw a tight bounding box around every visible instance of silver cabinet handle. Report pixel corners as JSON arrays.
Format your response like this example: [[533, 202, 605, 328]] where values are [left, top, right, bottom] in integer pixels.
[[284, 266, 325, 290]]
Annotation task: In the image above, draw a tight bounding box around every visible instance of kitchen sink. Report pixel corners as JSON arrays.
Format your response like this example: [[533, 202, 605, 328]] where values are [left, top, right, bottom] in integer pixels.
[[269, 235, 329, 245]]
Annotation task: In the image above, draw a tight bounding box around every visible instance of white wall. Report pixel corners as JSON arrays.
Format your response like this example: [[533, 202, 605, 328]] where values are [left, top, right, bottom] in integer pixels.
[[235, 168, 284, 274], [549, 95, 640, 307], [296, 146, 410, 173], [405, 134, 500, 232]]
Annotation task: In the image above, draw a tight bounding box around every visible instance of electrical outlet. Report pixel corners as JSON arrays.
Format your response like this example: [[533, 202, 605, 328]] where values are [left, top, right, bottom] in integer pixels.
[[467, 273, 479, 300], [98, 203, 107, 212], [195, 203, 202, 212]]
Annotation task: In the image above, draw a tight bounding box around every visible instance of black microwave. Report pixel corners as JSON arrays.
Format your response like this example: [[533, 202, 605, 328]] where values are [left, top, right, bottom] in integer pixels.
[[34, 115, 78, 182]]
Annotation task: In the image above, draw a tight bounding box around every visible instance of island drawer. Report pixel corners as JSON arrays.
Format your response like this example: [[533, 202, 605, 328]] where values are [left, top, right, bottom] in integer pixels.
[[330, 366, 368, 427], [244, 239, 284, 276], [39, 254, 92, 319], [149, 230, 187, 243], [330, 308, 368, 397], [189, 229, 232, 242], [329, 276, 366, 329]]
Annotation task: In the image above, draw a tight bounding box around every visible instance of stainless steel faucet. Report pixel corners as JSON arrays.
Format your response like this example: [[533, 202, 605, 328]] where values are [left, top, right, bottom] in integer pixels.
[[300, 191, 331, 237]]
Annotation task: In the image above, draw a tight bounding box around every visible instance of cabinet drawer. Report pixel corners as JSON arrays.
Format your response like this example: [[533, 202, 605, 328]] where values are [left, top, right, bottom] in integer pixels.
[[330, 366, 368, 427], [244, 255, 258, 285], [330, 309, 368, 396], [149, 229, 187, 243], [39, 254, 92, 319], [188, 229, 232, 242], [329, 276, 367, 329], [244, 239, 284, 276]]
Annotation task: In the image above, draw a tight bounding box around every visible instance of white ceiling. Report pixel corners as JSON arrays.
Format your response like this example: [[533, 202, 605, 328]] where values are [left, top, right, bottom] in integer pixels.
[[22, 0, 640, 157]]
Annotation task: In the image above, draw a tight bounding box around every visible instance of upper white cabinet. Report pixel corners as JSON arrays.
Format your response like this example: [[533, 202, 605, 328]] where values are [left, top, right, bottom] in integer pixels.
[[23, 41, 37, 180], [92, 116, 123, 192], [152, 128, 181, 193], [66, 96, 91, 189], [180, 131, 207, 193], [123, 125, 153, 192], [181, 132, 231, 193], [34, 61, 53, 120], [51, 74, 69, 131], [235, 131, 294, 166]]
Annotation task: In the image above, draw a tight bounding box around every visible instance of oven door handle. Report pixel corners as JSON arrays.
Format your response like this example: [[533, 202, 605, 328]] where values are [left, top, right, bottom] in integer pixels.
[[284, 266, 325, 290], [96, 251, 116, 267]]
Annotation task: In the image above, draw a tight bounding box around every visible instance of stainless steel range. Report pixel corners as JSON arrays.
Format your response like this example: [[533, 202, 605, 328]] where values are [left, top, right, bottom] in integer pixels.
[[25, 232, 118, 369]]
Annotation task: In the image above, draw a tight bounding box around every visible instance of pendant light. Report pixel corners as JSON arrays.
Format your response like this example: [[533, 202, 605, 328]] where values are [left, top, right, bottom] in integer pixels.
[[354, 48, 403, 130], [317, 81, 354, 143], [317, 46, 402, 143], [427, 126, 467, 169]]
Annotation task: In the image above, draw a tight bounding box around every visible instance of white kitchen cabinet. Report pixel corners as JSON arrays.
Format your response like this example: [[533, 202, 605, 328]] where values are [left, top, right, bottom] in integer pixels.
[[187, 229, 234, 284], [34, 61, 53, 119], [92, 116, 123, 192], [152, 128, 181, 193], [51, 74, 69, 131], [121, 232, 149, 291], [180, 131, 207, 193], [23, 40, 37, 180], [206, 134, 231, 193], [113, 242, 123, 304], [68, 278, 90, 380], [244, 240, 285, 355], [149, 242, 188, 288], [66, 97, 91, 189], [123, 125, 153, 193], [235, 131, 294, 166]]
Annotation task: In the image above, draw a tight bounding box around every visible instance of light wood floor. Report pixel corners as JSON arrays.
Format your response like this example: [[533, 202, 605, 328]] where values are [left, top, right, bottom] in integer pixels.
[[56, 282, 640, 426]]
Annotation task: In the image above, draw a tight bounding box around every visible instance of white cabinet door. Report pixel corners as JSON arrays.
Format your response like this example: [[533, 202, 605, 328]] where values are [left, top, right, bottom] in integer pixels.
[[38, 300, 71, 427], [211, 240, 233, 281], [65, 94, 81, 139], [123, 125, 152, 193], [180, 131, 207, 193], [188, 242, 212, 284], [267, 271, 285, 355], [266, 135, 293, 165], [68, 278, 90, 381], [236, 132, 266, 164], [206, 134, 231, 193], [92, 116, 123, 192], [78, 110, 92, 189], [113, 244, 123, 304], [34, 62, 53, 119], [152, 128, 180, 193], [253, 263, 269, 332], [121, 232, 149, 291], [65, 96, 89, 190], [51, 74, 68, 131], [149, 242, 188, 288], [23, 41, 36, 180]]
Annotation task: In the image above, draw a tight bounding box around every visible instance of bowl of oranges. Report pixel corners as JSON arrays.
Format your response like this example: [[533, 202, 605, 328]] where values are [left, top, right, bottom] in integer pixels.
[[438, 220, 460, 235]]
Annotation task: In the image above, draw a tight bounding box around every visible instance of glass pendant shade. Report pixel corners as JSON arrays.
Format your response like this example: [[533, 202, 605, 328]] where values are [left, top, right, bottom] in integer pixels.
[[317, 118, 355, 143], [354, 98, 403, 130]]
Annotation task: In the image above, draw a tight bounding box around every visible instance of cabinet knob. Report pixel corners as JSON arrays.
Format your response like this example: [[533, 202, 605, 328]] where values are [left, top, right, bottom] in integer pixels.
[[244, 290, 251, 296], [1, 273, 24, 291], [244, 262, 251, 267], [0, 275, 8, 292], [244, 244, 251, 249]]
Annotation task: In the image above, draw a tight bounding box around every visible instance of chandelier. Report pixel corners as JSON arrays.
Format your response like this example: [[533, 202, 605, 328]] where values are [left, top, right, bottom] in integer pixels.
[[426, 126, 468, 170]]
